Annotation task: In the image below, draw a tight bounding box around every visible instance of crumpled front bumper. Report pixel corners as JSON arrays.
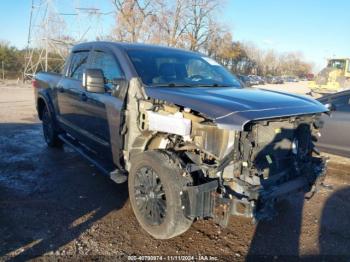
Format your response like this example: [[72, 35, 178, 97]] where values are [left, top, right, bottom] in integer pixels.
[[182, 157, 327, 226]]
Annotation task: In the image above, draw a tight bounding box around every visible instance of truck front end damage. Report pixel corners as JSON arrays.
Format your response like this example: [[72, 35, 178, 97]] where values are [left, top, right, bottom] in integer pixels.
[[182, 116, 327, 225], [124, 81, 327, 228]]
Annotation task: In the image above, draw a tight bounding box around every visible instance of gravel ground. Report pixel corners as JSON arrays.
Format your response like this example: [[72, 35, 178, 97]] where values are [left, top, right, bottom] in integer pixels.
[[255, 81, 312, 96], [1, 83, 350, 261]]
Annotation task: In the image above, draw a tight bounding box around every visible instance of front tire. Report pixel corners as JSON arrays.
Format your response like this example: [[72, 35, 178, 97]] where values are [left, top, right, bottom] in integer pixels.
[[42, 107, 62, 147], [128, 151, 193, 239]]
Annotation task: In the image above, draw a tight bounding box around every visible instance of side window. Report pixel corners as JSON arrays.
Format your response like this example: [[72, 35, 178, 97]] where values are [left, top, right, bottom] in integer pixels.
[[332, 95, 350, 111], [69, 51, 89, 80], [90, 51, 123, 89]]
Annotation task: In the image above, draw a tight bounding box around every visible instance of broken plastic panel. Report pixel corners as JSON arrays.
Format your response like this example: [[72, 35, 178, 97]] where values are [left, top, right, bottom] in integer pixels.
[[147, 111, 191, 136]]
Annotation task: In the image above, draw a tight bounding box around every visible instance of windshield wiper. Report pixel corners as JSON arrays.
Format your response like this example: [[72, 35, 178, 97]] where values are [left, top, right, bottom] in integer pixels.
[[150, 83, 233, 88], [151, 83, 192, 87], [191, 83, 232, 87]]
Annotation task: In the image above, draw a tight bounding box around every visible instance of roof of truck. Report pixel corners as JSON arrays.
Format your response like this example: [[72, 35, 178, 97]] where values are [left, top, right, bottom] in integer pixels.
[[327, 58, 350, 61], [73, 41, 201, 55]]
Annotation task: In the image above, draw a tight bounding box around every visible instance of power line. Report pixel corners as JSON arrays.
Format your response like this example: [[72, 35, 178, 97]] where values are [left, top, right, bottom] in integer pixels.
[[23, 0, 113, 81]]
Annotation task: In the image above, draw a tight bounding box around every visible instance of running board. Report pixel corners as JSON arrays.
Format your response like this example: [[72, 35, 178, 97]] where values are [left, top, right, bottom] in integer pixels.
[[58, 134, 127, 184]]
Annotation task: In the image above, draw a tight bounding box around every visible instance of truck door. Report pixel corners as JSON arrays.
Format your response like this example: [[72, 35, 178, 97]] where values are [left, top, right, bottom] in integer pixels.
[[78, 49, 126, 162], [318, 93, 350, 157], [56, 50, 91, 142]]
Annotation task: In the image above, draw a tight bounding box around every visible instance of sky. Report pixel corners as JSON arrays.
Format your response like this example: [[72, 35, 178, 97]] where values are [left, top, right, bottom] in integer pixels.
[[0, 0, 349, 72]]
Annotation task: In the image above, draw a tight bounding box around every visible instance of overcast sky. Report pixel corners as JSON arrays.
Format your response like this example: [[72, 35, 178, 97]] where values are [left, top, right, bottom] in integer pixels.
[[1, 0, 349, 71]]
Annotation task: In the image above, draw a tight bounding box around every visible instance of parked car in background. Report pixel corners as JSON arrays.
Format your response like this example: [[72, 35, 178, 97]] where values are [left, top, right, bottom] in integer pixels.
[[275, 76, 284, 84], [237, 75, 252, 87], [266, 76, 276, 84], [248, 75, 260, 86], [255, 75, 265, 85], [266, 76, 284, 84], [317, 90, 350, 157], [249, 75, 265, 85], [285, 76, 299, 82]]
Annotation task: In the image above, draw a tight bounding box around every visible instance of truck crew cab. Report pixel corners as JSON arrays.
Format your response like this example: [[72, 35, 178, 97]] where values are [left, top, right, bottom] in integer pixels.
[[34, 41, 328, 239]]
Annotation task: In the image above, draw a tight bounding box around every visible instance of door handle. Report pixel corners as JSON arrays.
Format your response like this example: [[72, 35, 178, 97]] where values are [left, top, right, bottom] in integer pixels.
[[81, 93, 88, 101]]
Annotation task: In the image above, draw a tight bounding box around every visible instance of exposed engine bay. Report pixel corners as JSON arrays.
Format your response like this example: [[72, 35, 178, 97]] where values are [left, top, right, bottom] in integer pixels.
[[123, 83, 327, 225]]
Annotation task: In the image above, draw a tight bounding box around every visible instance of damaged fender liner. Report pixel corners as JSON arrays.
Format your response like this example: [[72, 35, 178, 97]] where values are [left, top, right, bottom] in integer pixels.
[[181, 180, 242, 226], [182, 180, 218, 219]]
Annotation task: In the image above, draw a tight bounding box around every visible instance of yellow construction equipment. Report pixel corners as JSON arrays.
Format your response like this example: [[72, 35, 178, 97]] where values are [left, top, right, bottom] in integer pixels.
[[309, 58, 350, 95]]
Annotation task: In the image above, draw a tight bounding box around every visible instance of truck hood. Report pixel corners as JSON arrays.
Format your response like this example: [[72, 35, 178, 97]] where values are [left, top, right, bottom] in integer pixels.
[[145, 87, 328, 130]]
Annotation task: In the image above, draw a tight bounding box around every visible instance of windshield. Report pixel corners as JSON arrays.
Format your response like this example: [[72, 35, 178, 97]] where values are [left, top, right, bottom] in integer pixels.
[[126, 48, 242, 88], [328, 59, 346, 70]]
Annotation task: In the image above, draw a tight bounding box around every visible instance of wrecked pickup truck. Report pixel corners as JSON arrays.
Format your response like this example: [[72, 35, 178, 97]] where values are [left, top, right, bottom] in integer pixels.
[[34, 41, 328, 239]]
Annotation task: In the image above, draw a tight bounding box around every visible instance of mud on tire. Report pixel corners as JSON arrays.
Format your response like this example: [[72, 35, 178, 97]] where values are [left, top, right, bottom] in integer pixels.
[[128, 151, 193, 239]]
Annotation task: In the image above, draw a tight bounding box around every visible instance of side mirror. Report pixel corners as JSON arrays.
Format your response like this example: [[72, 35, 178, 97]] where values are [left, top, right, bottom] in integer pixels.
[[82, 69, 105, 93]]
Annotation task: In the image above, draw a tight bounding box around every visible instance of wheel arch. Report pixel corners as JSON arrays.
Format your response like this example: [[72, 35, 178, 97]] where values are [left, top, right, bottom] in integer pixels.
[[37, 97, 47, 120], [36, 93, 55, 121]]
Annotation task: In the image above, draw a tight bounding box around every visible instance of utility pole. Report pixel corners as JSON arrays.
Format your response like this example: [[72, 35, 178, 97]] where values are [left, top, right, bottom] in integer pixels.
[[45, 14, 48, 72], [23, 0, 113, 81], [2, 61, 4, 80]]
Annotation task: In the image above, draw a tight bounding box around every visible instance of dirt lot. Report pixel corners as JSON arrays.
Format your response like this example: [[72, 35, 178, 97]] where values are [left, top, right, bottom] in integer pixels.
[[1, 83, 350, 261], [256, 80, 312, 96]]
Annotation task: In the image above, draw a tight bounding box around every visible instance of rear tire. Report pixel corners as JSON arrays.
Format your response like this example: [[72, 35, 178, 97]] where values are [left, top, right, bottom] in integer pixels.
[[128, 151, 193, 239], [42, 107, 62, 148]]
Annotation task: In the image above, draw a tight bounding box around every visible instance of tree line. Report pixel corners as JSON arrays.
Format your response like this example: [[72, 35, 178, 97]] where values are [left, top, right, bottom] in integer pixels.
[[0, 41, 63, 79], [110, 0, 313, 77], [0, 41, 24, 79], [0, 0, 312, 79]]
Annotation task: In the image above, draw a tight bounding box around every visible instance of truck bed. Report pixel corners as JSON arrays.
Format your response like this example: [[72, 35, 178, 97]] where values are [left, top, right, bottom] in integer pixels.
[[35, 71, 62, 89]]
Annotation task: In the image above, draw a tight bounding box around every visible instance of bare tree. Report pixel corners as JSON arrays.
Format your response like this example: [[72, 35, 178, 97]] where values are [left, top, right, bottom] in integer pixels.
[[111, 0, 221, 49], [152, 0, 190, 47], [205, 22, 224, 58], [109, 0, 312, 77], [186, 0, 221, 51], [111, 0, 154, 42], [241, 42, 264, 74], [278, 52, 312, 77], [263, 50, 279, 75]]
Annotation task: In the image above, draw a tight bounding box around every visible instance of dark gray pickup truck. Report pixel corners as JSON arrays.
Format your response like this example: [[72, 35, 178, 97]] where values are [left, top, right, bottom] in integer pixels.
[[34, 41, 328, 239]]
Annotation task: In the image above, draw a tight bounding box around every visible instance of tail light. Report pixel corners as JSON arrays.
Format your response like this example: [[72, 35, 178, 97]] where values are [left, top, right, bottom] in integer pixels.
[[32, 79, 39, 88]]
